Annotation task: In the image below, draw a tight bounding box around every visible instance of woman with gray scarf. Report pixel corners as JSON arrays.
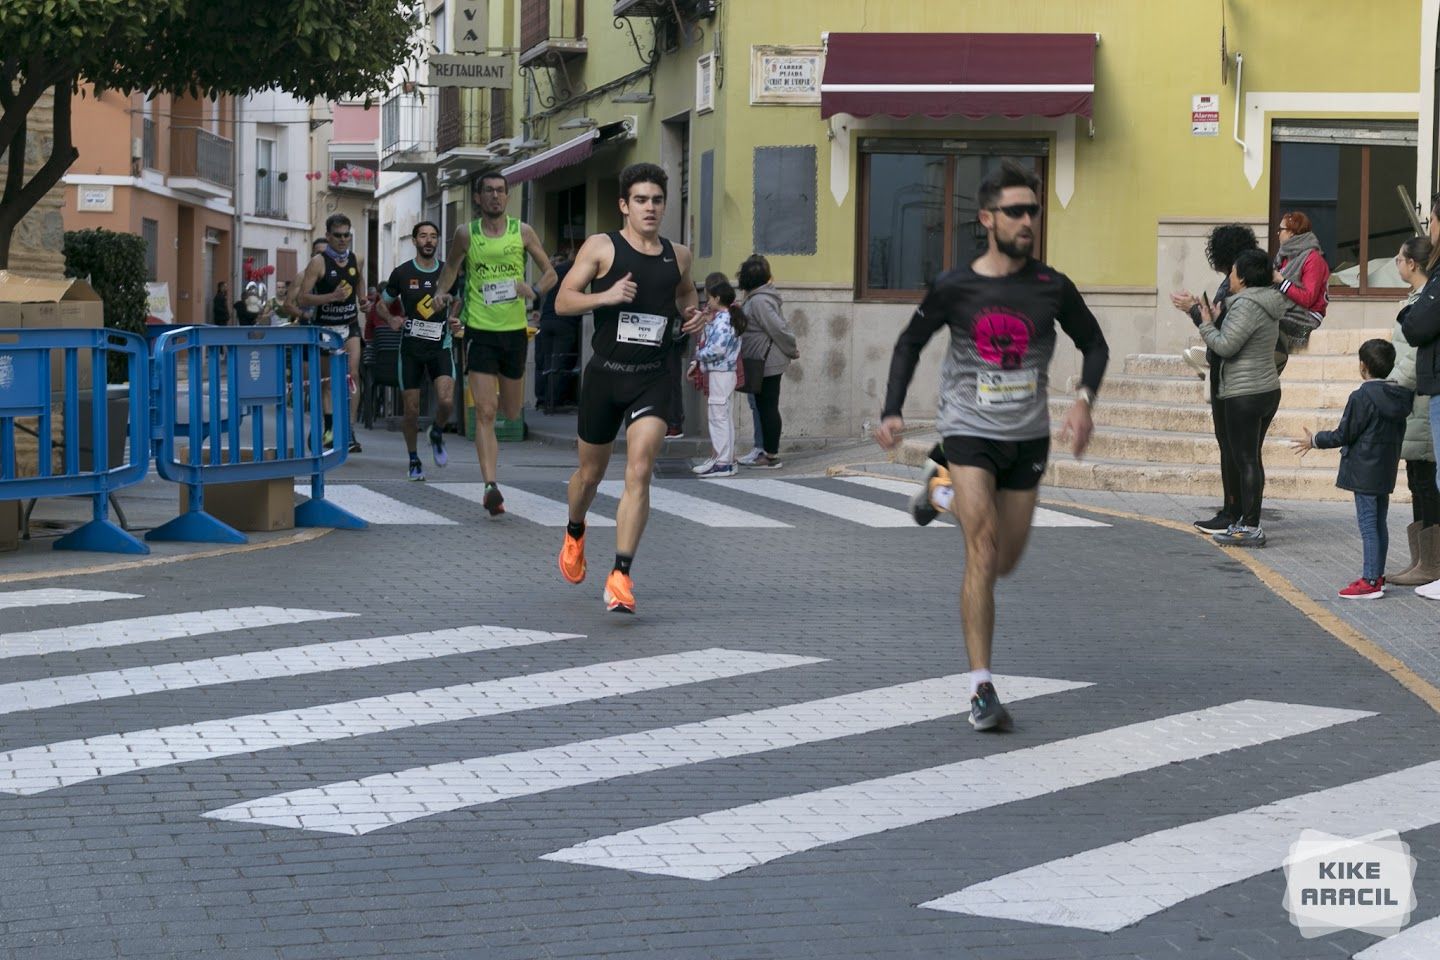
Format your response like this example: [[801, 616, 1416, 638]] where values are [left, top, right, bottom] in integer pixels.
[[1272, 211, 1330, 348]]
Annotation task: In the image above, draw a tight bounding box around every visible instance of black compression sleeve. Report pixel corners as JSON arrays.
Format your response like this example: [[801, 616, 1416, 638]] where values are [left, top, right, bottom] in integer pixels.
[[881, 290, 948, 418], [1056, 278, 1109, 395]]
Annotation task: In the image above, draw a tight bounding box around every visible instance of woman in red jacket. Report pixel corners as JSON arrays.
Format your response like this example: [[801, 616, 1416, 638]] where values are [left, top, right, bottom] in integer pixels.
[[1273, 211, 1330, 347]]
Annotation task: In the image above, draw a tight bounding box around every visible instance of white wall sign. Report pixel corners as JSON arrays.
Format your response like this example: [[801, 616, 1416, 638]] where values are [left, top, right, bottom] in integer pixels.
[[696, 53, 716, 114], [454, 0, 488, 54], [77, 185, 113, 212], [145, 282, 173, 323], [1192, 94, 1220, 136], [428, 54, 511, 89], [751, 46, 824, 105]]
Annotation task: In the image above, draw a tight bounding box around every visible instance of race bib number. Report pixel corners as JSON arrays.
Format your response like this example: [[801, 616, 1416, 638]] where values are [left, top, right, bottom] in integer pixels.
[[976, 369, 1038, 407], [616, 311, 667, 345], [483, 279, 518, 305], [409, 319, 444, 341]]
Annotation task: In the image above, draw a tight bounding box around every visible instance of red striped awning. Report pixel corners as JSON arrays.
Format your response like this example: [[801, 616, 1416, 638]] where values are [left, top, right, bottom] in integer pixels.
[[502, 129, 599, 185], [820, 33, 1098, 120]]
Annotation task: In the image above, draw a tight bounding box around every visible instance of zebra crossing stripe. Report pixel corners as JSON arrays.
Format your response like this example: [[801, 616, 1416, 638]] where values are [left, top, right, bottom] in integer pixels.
[[0, 625, 581, 716], [835, 476, 1109, 528], [0, 589, 142, 612], [1354, 913, 1440, 958], [920, 757, 1440, 933], [0, 606, 355, 659], [722, 479, 916, 527], [203, 672, 1090, 834], [295, 484, 456, 525], [0, 648, 822, 796], [541, 699, 1372, 881], [432, 483, 615, 527], [596, 481, 790, 529]]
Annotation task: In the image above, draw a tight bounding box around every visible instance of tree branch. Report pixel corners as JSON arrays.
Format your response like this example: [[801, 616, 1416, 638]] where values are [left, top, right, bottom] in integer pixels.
[[0, 57, 70, 160], [1, 110, 24, 208], [0, 74, 78, 269]]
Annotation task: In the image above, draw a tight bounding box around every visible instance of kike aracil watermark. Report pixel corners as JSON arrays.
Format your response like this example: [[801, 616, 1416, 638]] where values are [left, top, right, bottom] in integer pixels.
[[1283, 830, 1417, 938]]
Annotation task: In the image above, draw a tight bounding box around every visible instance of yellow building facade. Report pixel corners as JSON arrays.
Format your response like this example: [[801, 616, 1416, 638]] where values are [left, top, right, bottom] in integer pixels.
[[498, 0, 1440, 435]]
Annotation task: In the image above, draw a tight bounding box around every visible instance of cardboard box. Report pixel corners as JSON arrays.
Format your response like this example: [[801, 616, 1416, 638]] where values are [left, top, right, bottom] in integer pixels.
[[0, 500, 19, 552], [177, 448, 295, 533], [0, 271, 105, 392]]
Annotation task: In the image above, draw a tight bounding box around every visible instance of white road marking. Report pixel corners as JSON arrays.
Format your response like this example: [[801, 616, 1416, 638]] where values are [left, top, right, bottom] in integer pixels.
[[835, 476, 1109, 527], [0, 589, 142, 612], [722, 479, 916, 527], [432, 483, 615, 527], [0, 625, 580, 715], [0, 607, 355, 659], [0, 648, 822, 795], [295, 484, 456, 525], [542, 700, 1373, 880], [1354, 913, 1440, 959], [596, 481, 790, 529], [923, 758, 1440, 933], [204, 672, 1090, 834]]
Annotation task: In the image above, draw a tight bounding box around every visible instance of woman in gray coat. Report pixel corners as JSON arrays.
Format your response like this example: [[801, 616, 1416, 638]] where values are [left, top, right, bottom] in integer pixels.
[[736, 255, 800, 469], [1194, 248, 1285, 547], [1388, 235, 1440, 584]]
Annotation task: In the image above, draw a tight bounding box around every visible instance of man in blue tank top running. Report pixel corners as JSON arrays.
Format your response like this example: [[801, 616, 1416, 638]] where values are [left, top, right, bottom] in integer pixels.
[[554, 163, 704, 615]]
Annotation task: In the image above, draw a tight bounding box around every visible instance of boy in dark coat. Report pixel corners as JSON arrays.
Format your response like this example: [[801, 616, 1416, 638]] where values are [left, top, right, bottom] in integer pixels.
[[1295, 339, 1413, 598]]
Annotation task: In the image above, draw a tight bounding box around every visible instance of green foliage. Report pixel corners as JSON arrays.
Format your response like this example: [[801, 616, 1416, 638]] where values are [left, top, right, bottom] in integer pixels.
[[62, 228, 148, 383], [0, 0, 423, 102]]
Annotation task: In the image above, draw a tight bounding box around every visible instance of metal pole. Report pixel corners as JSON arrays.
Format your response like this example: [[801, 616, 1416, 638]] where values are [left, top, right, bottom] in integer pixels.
[[233, 97, 244, 298]]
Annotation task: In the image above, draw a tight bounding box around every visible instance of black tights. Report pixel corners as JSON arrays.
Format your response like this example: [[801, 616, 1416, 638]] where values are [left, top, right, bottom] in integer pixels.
[[1408, 459, 1440, 526], [756, 374, 783, 455], [1218, 389, 1281, 527]]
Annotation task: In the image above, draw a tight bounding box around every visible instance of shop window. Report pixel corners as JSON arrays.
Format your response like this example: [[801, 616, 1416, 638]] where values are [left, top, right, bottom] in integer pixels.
[[1271, 122, 1417, 297], [857, 139, 1047, 300], [754, 146, 816, 256]]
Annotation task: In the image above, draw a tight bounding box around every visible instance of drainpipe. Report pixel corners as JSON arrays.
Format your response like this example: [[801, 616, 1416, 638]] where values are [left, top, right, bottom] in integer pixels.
[[233, 96, 244, 295], [1231, 53, 1246, 153]]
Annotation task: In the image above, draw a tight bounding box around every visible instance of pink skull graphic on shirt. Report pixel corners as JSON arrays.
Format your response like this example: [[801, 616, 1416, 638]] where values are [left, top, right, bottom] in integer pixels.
[[973, 308, 1033, 370]]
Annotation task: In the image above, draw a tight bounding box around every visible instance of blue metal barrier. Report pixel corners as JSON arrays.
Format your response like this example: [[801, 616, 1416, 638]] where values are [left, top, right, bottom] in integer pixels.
[[0, 328, 150, 554], [148, 325, 367, 543]]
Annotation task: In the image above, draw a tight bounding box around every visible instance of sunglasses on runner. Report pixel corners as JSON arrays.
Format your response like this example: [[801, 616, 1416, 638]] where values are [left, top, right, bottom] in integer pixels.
[[990, 203, 1042, 220]]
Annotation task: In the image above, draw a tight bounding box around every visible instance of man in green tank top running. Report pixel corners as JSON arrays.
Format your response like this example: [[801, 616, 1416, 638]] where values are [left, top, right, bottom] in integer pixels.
[[436, 172, 556, 517]]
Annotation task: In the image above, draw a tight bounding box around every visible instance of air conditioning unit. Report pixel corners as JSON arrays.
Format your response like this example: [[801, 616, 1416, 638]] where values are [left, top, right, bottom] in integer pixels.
[[131, 137, 143, 160]]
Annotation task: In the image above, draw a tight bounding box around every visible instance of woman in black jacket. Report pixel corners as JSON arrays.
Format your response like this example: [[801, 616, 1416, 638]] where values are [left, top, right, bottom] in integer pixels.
[[1400, 196, 1440, 598]]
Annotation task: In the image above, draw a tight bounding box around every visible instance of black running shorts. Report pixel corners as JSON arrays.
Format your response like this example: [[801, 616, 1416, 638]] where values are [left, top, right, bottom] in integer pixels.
[[576, 357, 672, 445], [465, 328, 528, 380], [941, 435, 1050, 491], [398, 343, 455, 392]]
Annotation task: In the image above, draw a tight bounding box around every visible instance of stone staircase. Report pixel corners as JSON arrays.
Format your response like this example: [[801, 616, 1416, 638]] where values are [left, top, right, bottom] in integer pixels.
[[1046, 327, 1406, 502]]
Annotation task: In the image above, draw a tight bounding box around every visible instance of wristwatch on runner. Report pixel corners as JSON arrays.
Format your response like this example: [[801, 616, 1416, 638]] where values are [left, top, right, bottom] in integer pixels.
[[1076, 386, 1096, 408]]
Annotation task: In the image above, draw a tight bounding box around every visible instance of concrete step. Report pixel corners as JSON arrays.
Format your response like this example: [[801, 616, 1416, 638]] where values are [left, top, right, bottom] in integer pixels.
[[1066, 425, 1339, 469], [1123, 352, 1369, 380], [1302, 327, 1395, 353], [1043, 456, 1405, 503], [1048, 398, 1336, 438], [1096, 374, 1353, 410]]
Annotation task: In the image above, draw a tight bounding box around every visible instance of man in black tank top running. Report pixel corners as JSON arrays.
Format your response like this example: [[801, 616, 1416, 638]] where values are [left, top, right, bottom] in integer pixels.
[[554, 163, 703, 614], [297, 214, 369, 453]]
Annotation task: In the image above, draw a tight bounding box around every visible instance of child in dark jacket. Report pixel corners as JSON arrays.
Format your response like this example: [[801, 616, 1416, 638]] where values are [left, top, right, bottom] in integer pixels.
[[1294, 339, 1414, 599]]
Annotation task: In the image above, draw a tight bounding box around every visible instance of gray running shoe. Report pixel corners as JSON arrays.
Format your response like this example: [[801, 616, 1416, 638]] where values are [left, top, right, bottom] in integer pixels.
[[910, 462, 941, 527], [969, 681, 1012, 731], [1213, 524, 1266, 547]]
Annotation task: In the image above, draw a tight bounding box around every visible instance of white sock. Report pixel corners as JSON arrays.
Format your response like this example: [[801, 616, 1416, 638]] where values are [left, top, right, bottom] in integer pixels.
[[969, 669, 992, 695], [932, 484, 955, 512]]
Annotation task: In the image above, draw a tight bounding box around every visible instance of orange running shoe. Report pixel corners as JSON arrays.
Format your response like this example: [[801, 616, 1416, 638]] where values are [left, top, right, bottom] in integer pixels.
[[603, 569, 636, 614], [559, 531, 587, 584]]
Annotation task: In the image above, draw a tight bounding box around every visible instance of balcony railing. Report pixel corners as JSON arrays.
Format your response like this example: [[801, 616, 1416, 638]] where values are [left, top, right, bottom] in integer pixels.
[[170, 127, 234, 188], [380, 90, 436, 171], [141, 117, 157, 169], [520, 0, 586, 66], [436, 88, 512, 154]]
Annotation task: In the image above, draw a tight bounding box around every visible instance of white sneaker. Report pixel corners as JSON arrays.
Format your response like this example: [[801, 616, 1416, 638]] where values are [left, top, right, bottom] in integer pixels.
[[697, 462, 737, 479], [691, 457, 717, 475], [737, 448, 764, 466], [1415, 578, 1440, 599], [1181, 346, 1209, 377]]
